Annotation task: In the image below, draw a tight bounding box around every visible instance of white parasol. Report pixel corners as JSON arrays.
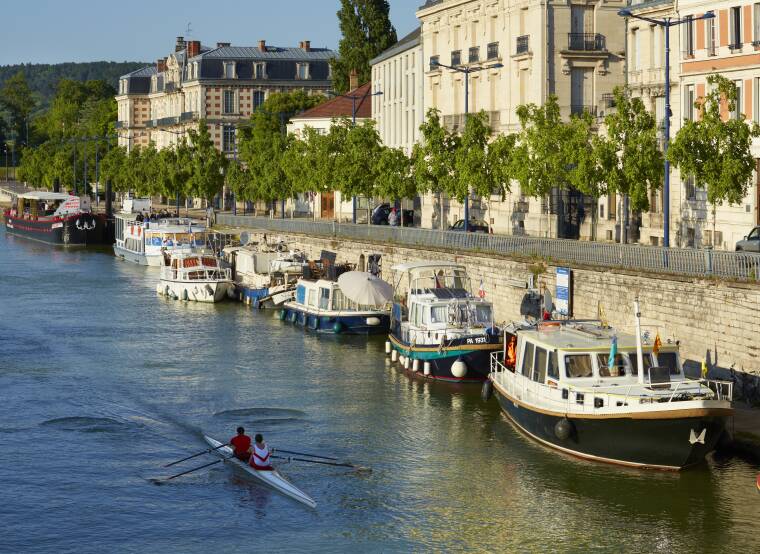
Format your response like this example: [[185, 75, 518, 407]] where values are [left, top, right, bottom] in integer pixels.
[[337, 271, 393, 307]]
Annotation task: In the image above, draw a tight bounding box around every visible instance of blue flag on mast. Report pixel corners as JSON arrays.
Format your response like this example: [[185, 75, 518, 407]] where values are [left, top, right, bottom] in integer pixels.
[[608, 335, 618, 371]]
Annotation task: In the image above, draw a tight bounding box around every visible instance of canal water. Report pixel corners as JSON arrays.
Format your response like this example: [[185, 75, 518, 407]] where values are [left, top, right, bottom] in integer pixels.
[[2, 226, 759, 553]]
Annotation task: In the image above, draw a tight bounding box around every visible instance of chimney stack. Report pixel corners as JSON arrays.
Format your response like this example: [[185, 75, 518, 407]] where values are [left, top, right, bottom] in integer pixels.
[[302, 40, 311, 52], [175, 36, 185, 52], [217, 42, 230, 48], [187, 40, 201, 58], [349, 69, 359, 91], [157, 58, 167, 72], [258, 39, 266, 52]]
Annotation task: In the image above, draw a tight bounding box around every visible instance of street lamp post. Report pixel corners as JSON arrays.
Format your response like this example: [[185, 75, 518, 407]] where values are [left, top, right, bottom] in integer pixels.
[[431, 59, 503, 232], [327, 88, 384, 224], [3, 146, 8, 181], [618, 9, 714, 248]]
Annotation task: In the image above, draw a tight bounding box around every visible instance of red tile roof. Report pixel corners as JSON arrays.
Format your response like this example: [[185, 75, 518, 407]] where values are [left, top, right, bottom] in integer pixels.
[[295, 82, 373, 120]]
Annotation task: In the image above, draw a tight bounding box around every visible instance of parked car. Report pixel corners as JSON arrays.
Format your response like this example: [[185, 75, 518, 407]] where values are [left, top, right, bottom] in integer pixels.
[[449, 219, 491, 233], [371, 204, 415, 226], [735, 226, 760, 252]]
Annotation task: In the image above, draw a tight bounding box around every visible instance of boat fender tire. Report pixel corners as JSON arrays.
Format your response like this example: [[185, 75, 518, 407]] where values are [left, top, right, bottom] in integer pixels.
[[554, 418, 574, 441], [481, 380, 493, 401], [278, 310, 287, 321], [182, 289, 189, 301], [333, 321, 344, 334]]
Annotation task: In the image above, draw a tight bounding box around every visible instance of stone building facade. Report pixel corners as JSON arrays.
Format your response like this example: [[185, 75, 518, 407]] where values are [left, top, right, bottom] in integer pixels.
[[116, 37, 334, 155], [415, 0, 627, 238]]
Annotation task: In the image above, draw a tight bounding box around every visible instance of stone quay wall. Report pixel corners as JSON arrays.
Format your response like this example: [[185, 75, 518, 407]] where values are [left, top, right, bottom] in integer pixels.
[[238, 228, 760, 375]]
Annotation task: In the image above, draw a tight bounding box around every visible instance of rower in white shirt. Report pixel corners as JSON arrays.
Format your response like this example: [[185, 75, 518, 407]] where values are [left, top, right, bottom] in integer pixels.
[[249, 434, 274, 471]]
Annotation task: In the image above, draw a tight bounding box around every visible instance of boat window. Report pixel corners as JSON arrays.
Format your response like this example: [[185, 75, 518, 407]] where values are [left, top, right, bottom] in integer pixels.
[[319, 288, 330, 310], [596, 353, 631, 377], [533, 347, 547, 383], [431, 305, 448, 324], [473, 305, 492, 326], [201, 257, 217, 267], [547, 351, 559, 379], [308, 289, 316, 307], [655, 352, 681, 375], [183, 257, 200, 268], [521, 342, 534, 377], [565, 354, 593, 378], [422, 307, 430, 325], [332, 289, 346, 310], [412, 304, 423, 326]]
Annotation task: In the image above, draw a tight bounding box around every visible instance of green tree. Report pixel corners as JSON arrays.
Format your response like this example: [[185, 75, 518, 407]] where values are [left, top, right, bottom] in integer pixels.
[[599, 87, 663, 215], [331, 0, 397, 93], [374, 146, 415, 221], [668, 74, 760, 241], [186, 121, 227, 203], [452, 111, 494, 202], [332, 119, 383, 215], [100, 145, 128, 192], [412, 109, 459, 230], [488, 132, 517, 200], [258, 90, 326, 121], [0, 71, 36, 144], [510, 96, 573, 200]]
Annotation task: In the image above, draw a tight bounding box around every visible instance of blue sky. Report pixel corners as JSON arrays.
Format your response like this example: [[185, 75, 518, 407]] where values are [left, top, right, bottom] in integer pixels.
[[0, 0, 420, 66]]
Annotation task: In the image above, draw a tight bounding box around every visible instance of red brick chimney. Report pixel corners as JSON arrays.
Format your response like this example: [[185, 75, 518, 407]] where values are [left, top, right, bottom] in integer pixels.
[[157, 58, 167, 72], [258, 39, 266, 52], [302, 40, 311, 52], [349, 69, 359, 91], [187, 40, 201, 58]]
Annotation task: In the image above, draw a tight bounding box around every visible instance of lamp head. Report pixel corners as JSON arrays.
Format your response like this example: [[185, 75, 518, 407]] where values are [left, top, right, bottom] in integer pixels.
[[618, 9, 632, 17], [702, 11, 715, 19], [430, 59, 440, 67], [489, 63, 504, 69]]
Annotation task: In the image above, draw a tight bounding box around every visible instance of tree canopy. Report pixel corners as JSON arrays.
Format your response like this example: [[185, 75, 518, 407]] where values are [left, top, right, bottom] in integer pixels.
[[331, 0, 397, 93]]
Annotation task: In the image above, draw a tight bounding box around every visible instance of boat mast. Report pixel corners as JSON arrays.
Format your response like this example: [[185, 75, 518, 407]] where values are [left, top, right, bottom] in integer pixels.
[[634, 297, 645, 384]]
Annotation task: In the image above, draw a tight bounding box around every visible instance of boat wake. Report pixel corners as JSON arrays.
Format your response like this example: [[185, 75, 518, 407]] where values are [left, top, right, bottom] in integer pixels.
[[213, 407, 306, 418], [40, 416, 132, 433]]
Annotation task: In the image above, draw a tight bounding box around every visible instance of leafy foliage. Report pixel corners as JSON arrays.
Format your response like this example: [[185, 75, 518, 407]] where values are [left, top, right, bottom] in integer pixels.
[[186, 121, 227, 201], [331, 0, 397, 93], [668, 74, 760, 207], [0, 71, 36, 144], [599, 87, 663, 211]]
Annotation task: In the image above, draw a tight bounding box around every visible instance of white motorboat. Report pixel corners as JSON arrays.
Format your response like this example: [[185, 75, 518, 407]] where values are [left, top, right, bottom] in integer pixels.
[[204, 436, 317, 509], [223, 242, 306, 308], [114, 213, 208, 266], [157, 253, 233, 303]]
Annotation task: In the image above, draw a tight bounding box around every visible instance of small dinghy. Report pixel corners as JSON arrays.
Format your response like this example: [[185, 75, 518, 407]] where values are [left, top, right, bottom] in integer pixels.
[[204, 435, 317, 508]]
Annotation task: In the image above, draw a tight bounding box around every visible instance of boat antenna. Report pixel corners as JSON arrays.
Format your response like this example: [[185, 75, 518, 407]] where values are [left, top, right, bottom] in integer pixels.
[[633, 297, 645, 385]]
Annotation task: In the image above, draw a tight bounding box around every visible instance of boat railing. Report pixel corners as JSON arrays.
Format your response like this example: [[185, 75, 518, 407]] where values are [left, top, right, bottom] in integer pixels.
[[161, 266, 232, 281], [490, 352, 733, 413]]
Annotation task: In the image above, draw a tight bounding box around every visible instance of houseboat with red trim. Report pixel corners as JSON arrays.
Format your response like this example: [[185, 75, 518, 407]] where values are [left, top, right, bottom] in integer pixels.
[[3, 192, 110, 245]]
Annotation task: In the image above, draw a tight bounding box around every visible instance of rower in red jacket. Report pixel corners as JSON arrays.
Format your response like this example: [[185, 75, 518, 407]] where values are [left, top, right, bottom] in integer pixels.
[[249, 434, 274, 471], [230, 427, 252, 462]]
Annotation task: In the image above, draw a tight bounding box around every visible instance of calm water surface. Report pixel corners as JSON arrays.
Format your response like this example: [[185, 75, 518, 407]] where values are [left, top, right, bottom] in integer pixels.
[[1, 226, 759, 553]]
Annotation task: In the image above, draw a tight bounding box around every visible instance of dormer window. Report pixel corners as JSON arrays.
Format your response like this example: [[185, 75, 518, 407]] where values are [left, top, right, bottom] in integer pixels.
[[253, 62, 267, 79], [296, 63, 310, 80], [119, 79, 126, 94], [224, 62, 236, 79]]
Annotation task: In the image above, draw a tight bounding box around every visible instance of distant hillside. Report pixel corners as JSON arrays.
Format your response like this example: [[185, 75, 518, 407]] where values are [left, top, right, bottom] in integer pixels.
[[0, 61, 149, 113]]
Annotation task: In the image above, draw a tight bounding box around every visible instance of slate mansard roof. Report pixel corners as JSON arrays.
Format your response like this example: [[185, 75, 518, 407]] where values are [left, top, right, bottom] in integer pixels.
[[370, 27, 421, 66], [120, 43, 335, 95]]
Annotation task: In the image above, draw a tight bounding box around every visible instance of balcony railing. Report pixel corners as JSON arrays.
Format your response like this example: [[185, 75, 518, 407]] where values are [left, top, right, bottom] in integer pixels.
[[180, 111, 198, 122], [516, 35, 529, 55], [570, 105, 597, 117], [567, 33, 606, 51], [487, 42, 499, 60]]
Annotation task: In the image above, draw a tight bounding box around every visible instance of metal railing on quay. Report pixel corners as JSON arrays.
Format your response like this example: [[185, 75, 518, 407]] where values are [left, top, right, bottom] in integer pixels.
[[215, 214, 760, 282]]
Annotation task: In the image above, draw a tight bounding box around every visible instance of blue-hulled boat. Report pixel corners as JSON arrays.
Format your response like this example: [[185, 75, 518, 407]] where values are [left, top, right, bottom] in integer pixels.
[[280, 278, 390, 335], [389, 262, 502, 382]]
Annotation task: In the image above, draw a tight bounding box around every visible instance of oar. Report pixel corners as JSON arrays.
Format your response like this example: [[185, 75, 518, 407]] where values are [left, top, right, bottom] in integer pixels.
[[274, 448, 339, 461], [272, 454, 370, 472], [164, 443, 229, 467], [152, 457, 232, 484]]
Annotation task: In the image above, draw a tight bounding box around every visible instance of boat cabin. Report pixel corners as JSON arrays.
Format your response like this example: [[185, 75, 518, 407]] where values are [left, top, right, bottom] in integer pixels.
[[8, 192, 90, 220], [391, 262, 494, 343], [294, 279, 382, 313], [115, 214, 207, 257], [507, 322, 682, 390], [162, 253, 230, 282]]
